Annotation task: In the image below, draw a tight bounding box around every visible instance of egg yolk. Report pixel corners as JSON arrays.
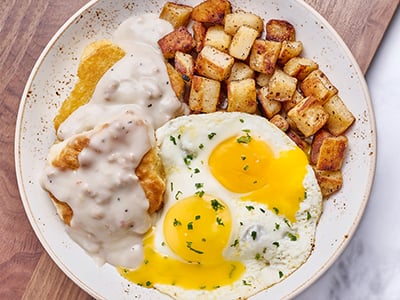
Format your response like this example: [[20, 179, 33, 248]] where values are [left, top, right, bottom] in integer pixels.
[[209, 134, 308, 222], [119, 195, 245, 290]]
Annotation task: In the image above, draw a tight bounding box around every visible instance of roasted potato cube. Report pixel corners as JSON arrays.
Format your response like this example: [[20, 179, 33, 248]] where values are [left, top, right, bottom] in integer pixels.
[[282, 89, 304, 113], [313, 168, 343, 197], [166, 63, 185, 101], [224, 11, 264, 35], [266, 19, 296, 42], [195, 45, 235, 81], [257, 86, 281, 119], [267, 69, 297, 101], [323, 94, 355, 135], [287, 96, 329, 137], [286, 129, 309, 152], [256, 72, 272, 87], [249, 39, 281, 74], [301, 69, 338, 104], [310, 129, 333, 165], [227, 78, 257, 113], [316, 135, 348, 171], [175, 51, 194, 81], [227, 62, 255, 81], [189, 75, 221, 113], [192, 21, 207, 52], [229, 26, 259, 60], [204, 25, 232, 52], [159, 2, 193, 29], [158, 26, 195, 59], [278, 40, 303, 65], [283, 57, 319, 80], [191, 0, 231, 25], [270, 114, 289, 132]]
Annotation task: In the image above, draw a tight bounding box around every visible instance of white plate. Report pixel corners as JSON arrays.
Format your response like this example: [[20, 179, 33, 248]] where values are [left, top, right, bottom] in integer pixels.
[[15, 0, 376, 299]]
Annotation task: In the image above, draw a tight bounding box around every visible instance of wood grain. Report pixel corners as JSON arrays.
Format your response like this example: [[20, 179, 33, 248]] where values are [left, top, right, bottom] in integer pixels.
[[0, 0, 397, 299]]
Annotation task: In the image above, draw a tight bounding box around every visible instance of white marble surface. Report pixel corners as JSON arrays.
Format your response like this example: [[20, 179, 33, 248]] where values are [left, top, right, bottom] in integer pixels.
[[296, 6, 400, 300]]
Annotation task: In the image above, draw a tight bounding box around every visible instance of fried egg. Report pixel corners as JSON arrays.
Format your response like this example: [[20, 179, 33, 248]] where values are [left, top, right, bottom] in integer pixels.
[[120, 112, 322, 299]]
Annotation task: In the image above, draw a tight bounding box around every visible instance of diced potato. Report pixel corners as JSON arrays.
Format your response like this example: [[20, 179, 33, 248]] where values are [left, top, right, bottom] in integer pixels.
[[287, 96, 329, 137], [256, 72, 272, 87], [310, 129, 333, 165], [270, 114, 289, 132], [158, 26, 195, 59], [278, 40, 303, 65], [227, 78, 257, 113], [323, 94, 355, 135], [301, 69, 338, 104], [204, 25, 232, 52], [192, 21, 207, 52], [159, 2, 193, 29], [283, 57, 319, 80], [224, 11, 264, 35], [166, 63, 185, 101], [195, 45, 235, 81], [191, 0, 231, 25], [315, 135, 348, 171], [189, 75, 221, 113], [286, 129, 309, 152], [229, 26, 259, 60], [227, 62, 255, 81], [266, 19, 296, 42], [249, 39, 282, 75], [174, 51, 194, 82], [257, 86, 282, 119], [267, 69, 297, 101], [282, 89, 304, 113], [313, 168, 343, 197]]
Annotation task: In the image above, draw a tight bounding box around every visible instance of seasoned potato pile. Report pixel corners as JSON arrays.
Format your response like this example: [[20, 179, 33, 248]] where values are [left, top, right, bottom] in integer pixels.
[[158, 0, 355, 197]]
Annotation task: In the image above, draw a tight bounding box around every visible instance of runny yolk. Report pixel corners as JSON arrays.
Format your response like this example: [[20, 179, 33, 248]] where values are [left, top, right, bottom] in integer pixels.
[[119, 195, 245, 290], [208, 134, 308, 223]]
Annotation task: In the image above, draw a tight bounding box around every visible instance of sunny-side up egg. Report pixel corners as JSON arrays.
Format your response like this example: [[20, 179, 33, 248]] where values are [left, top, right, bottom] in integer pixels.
[[120, 112, 323, 299]]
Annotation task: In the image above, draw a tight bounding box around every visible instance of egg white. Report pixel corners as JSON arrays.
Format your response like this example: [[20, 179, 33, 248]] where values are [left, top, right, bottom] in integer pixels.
[[151, 112, 323, 299]]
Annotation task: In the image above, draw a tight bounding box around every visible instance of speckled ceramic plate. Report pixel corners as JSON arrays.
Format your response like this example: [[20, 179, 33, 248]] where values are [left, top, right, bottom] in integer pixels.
[[15, 0, 376, 299]]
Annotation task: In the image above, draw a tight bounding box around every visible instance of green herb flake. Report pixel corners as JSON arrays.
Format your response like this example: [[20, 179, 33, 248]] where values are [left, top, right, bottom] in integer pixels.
[[208, 132, 216, 139], [216, 217, 224, 226], [194, 168, 200, 174], [146, 281, 152, 287], [231, 239, 239, 247], [195, 182, 204, 189], [169, 135, 177, 145], [199, 143, 204, 149], [175, 190, 183, 200], [239, 118, 244, 123], [195, 190, 205, 198], [273, 207, 279, 214], [288, 232, 297, 241], [242, 280, 251, 286], [211, 199, 225, 211], [246, 205, 255, 211], [251, 231, 257, 240], [184, 154, 193, 166], [186, 241, 204, 254], [195, 215, 201, 220], [279, 271, 284, 278], [275, 223, 280, 230], [173, 218, 182, 226], [236, 133, 252, 144], [187, 222, 194, 230], [255, 253, 261, 260], [306, 211, 311, 220], [170, 182, 174, 192], [273, 241, 280, 247], [241, 155, 247, 160], [243, 164, 249, 171]]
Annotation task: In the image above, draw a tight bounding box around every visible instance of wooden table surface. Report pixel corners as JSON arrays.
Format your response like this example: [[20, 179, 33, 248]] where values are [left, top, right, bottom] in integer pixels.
[[1, 0, 398, 299]]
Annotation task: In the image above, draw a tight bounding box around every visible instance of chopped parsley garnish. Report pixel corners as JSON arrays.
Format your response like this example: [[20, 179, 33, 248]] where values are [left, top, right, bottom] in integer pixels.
[[273, 207, 279, 214], [184, 154, 193, 166], [195, 190, 205, 197], [279, 271, 284, 278], [230, 239, 239, 247], [211, 199, 224, 211], [287, 232, 297, 241], [304, 191, 308, 199], [275, 223, 280, 230], [208, 132, 216, 139], [251, 231, 257, 240], [243, 164, 249, 171], [146, 281, 152, 287], [194, 168, 200, 174], [307, 211, 311, 220], [241, 155, 247, 160], [260, 208, 265, 213], [170, 182, 174, 192], [186, 241, 204, 254], [273, 241, 280, 247], [216, 217, 224, 226], [187, 222, 193, 230], [284, 218, 292, 228], [236, 133, 252, 144], [175, 190, 183, 200], [195, 215, 201, 220], [242, 280, 251, 286], [195, 182, 204, 189], [173, 218, 182, 226], [169, 135, 177, 145], [246, 205, 255, 211], [199, 143, 204, 149], [239, 118, 244, 123], [255, 253, 261, 260]]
